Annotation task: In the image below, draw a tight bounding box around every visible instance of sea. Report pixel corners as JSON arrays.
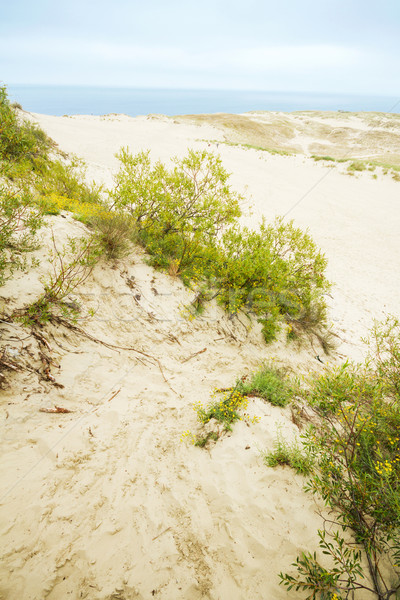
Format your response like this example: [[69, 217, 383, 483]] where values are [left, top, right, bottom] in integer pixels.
[[6, 85, 400, 117]]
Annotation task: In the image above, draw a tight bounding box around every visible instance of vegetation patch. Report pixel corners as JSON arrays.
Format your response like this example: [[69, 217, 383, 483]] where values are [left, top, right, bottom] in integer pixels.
[[15, 232, 100, 326], [194, 386, 256, 431], [0, 85, 53, 167], [34, 155, 103, 204], [1, 83, 332, 350], [199, 138, 293, 156], [0, 181, 43, 286], [110, 147, 331, 345], [181, 386, 260, 448], [237, 364, 294, 407], [280, 317, 400, 600], [263, 430, 314, 476]]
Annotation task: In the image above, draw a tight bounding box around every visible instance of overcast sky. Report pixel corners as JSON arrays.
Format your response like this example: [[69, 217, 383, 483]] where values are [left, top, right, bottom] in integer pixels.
[[1, 0, 399, 94]]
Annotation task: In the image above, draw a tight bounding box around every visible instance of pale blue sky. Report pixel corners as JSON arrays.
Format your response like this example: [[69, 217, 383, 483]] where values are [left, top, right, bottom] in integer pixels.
[[1, 0, 399, 94]]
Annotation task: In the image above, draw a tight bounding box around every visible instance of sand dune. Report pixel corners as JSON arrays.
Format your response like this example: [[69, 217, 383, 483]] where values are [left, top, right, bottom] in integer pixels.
[[0, 111, 399, 599]]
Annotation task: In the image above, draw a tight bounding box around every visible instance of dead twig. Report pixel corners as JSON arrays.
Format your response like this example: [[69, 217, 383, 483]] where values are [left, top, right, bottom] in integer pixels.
[[181, 347, 207, 363], [31, 330, 52, 352], [107, 388, 121, 402], [0, 355, 19, 371], [152, 527, 171, 541], [39, 406, 73, 414]]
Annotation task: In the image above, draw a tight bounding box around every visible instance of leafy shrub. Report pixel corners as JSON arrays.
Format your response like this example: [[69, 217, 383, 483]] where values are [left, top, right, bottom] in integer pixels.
[[215, 218, 330, 341], [0, 180, 42, 286], [111, 148, 242, 272], [194, 387, 250, 431], [281, 320, 400, 599], [19, 232, 100, 325], [187, 385, 260, 447], [305, 361, 378, 416], [111, 148, 331, 344], [0, 85, 52, 166], [368, 316, 400, 400], [237, 364, 294, 407], [263, 430, 314, 475]]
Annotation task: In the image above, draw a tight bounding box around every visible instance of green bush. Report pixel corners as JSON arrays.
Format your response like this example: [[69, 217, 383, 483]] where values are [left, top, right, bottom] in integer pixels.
[[0, 85, 52, 166], [111, 148, 331, 344], [1, 86, 101, 206], [281, 320, 400, 599], [312, 155, 335, 162], [111, 148, 242, 272], [347, 160, 366, 173], [189, 385, 260, 447], [0, 180, 42, 286], [305, 361, 379, 416], [237, 364, 294, 407], [215, 218, 330, 341], [88, 211, 138, 259], [19, 232, 100, 325], [194, 386, 250, 431], [368, 316, 400, 400]]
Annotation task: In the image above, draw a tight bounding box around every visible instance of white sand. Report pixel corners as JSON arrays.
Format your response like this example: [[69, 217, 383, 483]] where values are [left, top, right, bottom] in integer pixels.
[[1, 111, 398, 600]]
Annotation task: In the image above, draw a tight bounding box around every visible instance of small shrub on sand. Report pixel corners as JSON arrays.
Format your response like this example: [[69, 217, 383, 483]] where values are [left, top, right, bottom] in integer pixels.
[[312, 155, 335, 162], [215, 218, 330, 342], [187, 386, 260, 448], [263, 430, 314, 475], [0, 85, 52, 166], [111, 148, 241, 272], [19, 232, 100, 325], [347, 160, 366, 173], [237, 364, 294, 407], [168, 258, 180, 277], [88, 211, 138, 259], [368, 315, 400, 399], [194, 387, 250, 431], [0, 180, 42, 286], [280, 319, 400, 599], [305, 361, 378, 417]]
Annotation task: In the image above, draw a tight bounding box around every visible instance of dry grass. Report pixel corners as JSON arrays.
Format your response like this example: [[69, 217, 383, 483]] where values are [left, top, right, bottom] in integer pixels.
[[173, 111, 400, 172], [168, 258, 180, 277], [176, 113, 297, 153]]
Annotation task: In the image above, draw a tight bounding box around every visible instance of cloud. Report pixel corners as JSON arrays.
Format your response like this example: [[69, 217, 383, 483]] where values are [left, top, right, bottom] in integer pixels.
[[1, 35, 395, 94], [1, 36, 362, 71]]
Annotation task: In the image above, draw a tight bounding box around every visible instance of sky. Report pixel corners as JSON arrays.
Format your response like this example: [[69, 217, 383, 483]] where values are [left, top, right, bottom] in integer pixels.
[[1, 0, 399, 95]]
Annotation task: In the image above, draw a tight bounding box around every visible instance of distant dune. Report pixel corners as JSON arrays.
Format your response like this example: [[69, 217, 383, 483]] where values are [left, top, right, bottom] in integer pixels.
[[176, 110, 400, 168]]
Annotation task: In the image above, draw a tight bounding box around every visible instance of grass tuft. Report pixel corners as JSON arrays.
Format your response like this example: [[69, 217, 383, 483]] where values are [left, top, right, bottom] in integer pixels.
[[237, 365, 294, 407], [263, 431, 314, 476]]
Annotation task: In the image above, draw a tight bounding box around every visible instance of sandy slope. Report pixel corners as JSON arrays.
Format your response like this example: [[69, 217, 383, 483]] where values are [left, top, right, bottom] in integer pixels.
[[29, 111, 400, 360], [0, 215, 324, 600], [1, 111, 399, 600]]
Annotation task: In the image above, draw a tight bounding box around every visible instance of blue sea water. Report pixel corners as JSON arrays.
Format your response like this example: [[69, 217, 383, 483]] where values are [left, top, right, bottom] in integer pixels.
[[6, 85, 400, 116]]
